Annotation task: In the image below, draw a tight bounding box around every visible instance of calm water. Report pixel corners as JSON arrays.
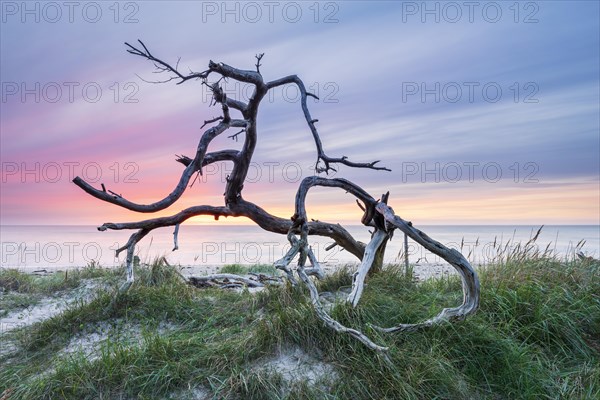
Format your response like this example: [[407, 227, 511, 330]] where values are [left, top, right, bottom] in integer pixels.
[[1, 224, 598, 270]]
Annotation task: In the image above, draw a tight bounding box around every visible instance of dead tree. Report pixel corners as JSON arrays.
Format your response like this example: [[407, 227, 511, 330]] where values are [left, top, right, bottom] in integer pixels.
[[73, 41, 480, 353]]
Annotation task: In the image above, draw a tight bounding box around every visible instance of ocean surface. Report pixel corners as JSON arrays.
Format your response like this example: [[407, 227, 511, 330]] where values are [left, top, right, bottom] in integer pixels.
[[1, 224, 598, 271]]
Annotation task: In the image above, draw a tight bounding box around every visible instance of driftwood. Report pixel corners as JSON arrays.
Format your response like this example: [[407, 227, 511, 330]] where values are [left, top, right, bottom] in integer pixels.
[[373, 203, 480, 332], [188, 274, 265, 288], [187, 273, 284, 289], [73, 41, 480, 352]]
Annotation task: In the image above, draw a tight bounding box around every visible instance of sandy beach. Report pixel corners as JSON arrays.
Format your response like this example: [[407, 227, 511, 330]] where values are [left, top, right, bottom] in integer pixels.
[[176, 262, 458, 281], [0, 262, 458, 335], [6, 261, 458, 283]]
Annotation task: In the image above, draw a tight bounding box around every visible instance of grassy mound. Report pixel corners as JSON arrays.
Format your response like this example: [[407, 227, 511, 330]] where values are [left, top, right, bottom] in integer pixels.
[[1, 255, 598, 399]]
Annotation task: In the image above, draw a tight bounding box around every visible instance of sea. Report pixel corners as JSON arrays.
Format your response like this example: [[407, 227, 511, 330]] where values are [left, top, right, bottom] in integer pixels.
[[1, 224, 598, 271]]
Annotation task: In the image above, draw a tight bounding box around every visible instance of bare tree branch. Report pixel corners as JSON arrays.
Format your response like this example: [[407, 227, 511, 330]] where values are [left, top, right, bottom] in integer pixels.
[[347, 229, 388, 307], [73, 112, 247, 213], [75, 43, 480, 354], [255, 53, 264, 73], [267, 75, 391, 174], [99, 205, 233, 232], [292, 176, 378, 227], [228, 129, 245, 142], [372, 203, 480, 331], [117, 228, 149, 293], [297, 266, 390, 356], [125, 40, 210, 84], [172, 223, 180, 251]]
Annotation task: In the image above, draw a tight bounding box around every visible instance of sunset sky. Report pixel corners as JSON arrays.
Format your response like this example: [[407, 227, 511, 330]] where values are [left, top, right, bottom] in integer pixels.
[[1, 1, 599, 226]]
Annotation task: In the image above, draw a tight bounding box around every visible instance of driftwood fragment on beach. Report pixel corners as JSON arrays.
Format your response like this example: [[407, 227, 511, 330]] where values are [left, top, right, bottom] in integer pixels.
[[187, 273, 284, 289]]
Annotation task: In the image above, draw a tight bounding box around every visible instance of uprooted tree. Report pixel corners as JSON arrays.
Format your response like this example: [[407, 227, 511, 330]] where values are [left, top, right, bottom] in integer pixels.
[[73, 41, 480, 354]]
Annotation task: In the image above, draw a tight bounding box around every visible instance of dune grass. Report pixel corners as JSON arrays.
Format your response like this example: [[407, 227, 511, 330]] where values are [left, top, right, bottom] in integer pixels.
[[219, 264, 281, 276], [1, 252, 598, 399], [0, 263, 121, 318]]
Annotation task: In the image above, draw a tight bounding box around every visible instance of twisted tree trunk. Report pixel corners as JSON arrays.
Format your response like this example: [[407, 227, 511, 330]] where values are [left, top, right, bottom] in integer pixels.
[[73, 41, 480, 353]]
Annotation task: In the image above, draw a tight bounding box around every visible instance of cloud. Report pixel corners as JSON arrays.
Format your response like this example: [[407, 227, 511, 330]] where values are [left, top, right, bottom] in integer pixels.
[[1, 1, 598, 225]]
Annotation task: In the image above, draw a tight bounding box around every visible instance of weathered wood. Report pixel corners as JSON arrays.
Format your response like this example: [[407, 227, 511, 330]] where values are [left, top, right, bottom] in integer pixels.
[[73, 128, 245, 213], [118, 228, 148, 293], [347, 229, 388, 307], [273, 227, 389, 355], [373, 203, 480, 331], [267, 76, 390, 174], [74, 41, 480, 353], [297, 266, 389, 354], [172, 223, 180, 251], [274, 232, 301, 285], [293, 176, 378, 224], [404, 233, 409, 273], [369, 232, 389, 277], [187, 274, 264, 288]]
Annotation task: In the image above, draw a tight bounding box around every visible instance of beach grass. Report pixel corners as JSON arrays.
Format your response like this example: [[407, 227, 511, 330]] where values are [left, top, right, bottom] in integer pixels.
[[219, 263, 281, 276], [0, 251, 598, 399]]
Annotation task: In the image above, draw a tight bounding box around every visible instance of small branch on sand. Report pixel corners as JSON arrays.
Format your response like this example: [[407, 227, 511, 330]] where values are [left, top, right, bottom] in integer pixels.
[[172, 223, 180, 251], [187, 274, 266, 288]]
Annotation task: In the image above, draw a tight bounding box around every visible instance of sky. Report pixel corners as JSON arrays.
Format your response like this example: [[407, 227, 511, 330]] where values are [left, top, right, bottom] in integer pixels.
[[1, 0, 599, 226]]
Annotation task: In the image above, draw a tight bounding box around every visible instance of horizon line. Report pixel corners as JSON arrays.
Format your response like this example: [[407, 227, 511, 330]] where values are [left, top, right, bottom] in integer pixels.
[[2, 223, 599, 227]]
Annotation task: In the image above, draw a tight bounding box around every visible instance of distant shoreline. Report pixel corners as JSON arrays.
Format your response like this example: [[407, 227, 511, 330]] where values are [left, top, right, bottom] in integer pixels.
[[2, 223, 599, 227], [3, 224, 598, 269]]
